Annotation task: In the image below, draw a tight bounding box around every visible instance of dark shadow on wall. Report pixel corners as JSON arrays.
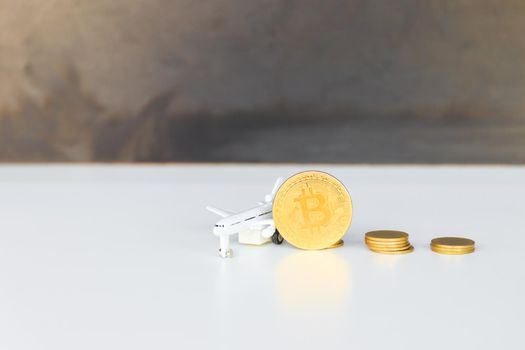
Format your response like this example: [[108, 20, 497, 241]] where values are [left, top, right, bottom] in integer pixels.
[[1, 65, 525, 164], [169, 114, 525, 163]]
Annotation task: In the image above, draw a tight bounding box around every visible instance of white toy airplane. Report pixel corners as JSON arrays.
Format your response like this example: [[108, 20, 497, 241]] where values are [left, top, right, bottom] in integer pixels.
[[206, 177, 284, 258]]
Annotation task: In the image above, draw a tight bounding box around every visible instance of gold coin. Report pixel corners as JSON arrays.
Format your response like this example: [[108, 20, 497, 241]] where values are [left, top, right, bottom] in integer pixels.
[[431, 245, 475, 255], [366, 243, 412, 251], [273, 171, 353, 250], [365, 239, 409, 247], [369, 245, 414, 254], [431, 237, 475, 248], [430, 248, 475, 255], [431, 244, 475, 251], [365, 230, 409, 242], [367, 243, 411, 250], [324, 239, 344, 249]]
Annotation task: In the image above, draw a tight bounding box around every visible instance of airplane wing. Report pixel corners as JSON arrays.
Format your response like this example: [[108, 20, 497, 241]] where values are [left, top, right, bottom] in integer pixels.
[[205, 206, 234, 218]]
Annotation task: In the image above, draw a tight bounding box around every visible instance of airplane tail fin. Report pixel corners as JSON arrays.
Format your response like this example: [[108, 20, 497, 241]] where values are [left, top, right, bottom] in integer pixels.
[[264, 177, 283, 203], [271, 177, 284, 198]]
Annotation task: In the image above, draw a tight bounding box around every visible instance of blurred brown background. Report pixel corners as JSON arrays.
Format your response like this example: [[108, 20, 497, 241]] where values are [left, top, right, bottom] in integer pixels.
[[1, 0, 525, 163]]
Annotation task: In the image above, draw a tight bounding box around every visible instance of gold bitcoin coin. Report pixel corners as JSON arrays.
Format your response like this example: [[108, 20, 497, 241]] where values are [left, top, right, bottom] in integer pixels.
[[365, 239, 410, 247], [367, 243, 412, 251], [431, 246, 475, 254], [431, 244, 475, 251], [273, 171, 352, 250], [369, 245, 414, 254], [365, 230, 409, 242], [431, 237, 475, 249], [324, 239, 344, 250]]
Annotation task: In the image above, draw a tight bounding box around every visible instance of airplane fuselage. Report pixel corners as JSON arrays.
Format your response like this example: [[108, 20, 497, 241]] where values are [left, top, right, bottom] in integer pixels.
[[207, 177, 283, 258], [213, 203, 273, 236]]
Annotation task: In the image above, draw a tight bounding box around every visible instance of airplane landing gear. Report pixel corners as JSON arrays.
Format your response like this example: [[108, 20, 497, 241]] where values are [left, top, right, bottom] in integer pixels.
[[271, 230, 284, 245]]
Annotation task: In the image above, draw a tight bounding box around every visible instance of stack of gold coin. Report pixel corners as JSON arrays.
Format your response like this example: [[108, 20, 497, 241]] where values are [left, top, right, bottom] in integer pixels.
[[324, 239, 344, 250], [365, 230, 414, 254], [430, 237, 475, 254], [273, 171, 353, 250]]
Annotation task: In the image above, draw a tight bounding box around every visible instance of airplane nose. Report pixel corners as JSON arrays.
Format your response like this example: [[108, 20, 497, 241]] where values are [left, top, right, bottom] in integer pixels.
[[213, 227, 220, 235]]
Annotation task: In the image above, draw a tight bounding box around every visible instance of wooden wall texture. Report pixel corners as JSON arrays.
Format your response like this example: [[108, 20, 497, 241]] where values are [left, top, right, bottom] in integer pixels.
[[1, 0, 525, 162]]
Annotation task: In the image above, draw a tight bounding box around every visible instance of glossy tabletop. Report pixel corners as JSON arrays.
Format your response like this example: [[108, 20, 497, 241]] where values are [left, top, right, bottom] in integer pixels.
[[0, 165, 523, 349]]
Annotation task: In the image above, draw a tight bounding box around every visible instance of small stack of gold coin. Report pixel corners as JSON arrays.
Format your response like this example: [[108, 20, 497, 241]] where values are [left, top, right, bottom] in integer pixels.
[[365, 230, 414, 254], [324, 239, 344, 250], [431, 237, 475, 254]]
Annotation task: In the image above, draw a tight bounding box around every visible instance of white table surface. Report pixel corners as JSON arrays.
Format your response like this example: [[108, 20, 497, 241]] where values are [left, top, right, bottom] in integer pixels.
[[0, 164, 524, 350]]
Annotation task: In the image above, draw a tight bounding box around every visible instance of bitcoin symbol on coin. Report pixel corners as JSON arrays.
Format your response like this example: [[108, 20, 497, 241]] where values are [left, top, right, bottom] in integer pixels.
[[273, 171, 353, 250], [294, 187, 331, 229]]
